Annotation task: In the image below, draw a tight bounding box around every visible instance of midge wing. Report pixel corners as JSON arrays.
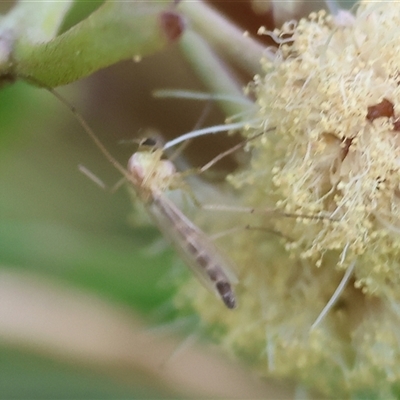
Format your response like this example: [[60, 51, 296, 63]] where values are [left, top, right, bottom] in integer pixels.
[[146, 193, 238, 309]]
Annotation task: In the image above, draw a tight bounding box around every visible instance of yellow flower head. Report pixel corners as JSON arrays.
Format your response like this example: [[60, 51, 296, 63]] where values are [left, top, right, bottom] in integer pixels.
[[179, 2, 400, 397]]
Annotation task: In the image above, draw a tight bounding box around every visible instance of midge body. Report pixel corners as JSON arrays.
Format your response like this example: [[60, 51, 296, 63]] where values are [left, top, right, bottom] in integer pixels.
[[128, 148, 238, 309], [47, 87, 238, 309]]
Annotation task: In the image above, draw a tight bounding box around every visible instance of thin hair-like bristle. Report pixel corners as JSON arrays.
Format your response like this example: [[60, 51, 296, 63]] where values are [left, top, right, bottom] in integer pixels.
[[310, 261, 355, 331]]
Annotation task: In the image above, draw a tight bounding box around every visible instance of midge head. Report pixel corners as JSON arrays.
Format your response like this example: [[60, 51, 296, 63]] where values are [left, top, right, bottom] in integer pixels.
[[138, 137, 162, 148]]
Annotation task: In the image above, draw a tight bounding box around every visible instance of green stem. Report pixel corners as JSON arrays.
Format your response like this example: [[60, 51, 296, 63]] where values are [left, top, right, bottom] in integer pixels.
[[179, 1, 272, 76], [180, 29, 254, 118], [10, 1, 181, 87], [1, 1, 73, 43]]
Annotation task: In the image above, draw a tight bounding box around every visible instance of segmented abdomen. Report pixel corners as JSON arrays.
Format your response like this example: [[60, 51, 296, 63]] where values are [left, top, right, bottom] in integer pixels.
[[147, 194, 237, 309]]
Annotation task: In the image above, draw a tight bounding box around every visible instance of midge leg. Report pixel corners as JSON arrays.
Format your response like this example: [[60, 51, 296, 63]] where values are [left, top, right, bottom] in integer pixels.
[[209, 224, 292, 242], [202, 203, 338, 223], [177, 130, 267, 182], [78, 164, 107, 190], [78, 164, 126, 193]]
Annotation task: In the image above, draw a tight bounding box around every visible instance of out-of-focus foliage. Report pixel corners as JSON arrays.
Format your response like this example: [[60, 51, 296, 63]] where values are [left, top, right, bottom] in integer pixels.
[[0, 346, 169, 399]]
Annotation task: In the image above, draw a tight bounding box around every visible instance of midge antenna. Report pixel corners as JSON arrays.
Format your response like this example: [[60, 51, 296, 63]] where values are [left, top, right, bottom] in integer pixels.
[[42, 85, 242, 309]]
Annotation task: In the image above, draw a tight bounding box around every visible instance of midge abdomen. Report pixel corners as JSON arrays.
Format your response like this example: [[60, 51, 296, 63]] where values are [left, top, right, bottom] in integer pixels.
[[148, 193, 237, 309]]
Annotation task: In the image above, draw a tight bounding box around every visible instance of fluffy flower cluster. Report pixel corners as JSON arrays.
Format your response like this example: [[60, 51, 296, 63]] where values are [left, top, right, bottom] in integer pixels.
[[178, 2, 400, 397]]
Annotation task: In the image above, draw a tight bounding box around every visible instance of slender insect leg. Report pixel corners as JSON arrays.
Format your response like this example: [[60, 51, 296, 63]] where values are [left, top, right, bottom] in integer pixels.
[[78, 164, 127, 193], [177, 131, 265, 182], [78, 165, 107, 189], [198, 131, 267, 174], [209, 225, 291, 242], [202, 204, 337, 222]]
